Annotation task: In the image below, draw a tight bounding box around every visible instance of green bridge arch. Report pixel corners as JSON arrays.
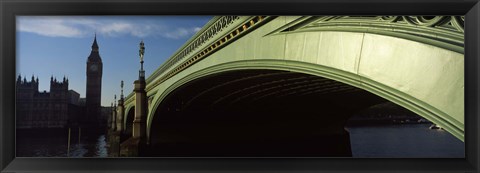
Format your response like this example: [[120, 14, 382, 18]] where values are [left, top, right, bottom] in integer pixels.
[[123, 16, 464, 142]]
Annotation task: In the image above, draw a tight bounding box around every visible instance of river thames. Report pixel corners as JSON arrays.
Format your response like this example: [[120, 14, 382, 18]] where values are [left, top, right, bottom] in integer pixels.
[[16, 123, 464, 157]]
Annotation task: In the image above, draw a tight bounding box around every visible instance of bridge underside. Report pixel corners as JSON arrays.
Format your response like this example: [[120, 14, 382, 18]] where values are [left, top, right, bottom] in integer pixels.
[[147, 69, 387, 157], [123, 106, 134, 139]]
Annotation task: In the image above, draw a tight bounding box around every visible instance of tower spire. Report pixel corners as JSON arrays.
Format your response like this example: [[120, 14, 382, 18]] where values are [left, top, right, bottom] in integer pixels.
[[88, 34, 102, 62], [92, 33, 99, 51]]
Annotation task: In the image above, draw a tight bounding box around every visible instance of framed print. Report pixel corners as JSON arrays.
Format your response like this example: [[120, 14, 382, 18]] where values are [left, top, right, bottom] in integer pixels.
[[1, 0, 479, 172]]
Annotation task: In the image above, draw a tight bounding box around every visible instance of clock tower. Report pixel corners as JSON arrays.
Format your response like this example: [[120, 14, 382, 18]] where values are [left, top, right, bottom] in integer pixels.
[[85, 35, 103, 127]]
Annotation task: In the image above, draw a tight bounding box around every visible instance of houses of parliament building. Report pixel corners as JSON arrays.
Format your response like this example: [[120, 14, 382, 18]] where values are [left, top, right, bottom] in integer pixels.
[[16, 36, 107, 129]]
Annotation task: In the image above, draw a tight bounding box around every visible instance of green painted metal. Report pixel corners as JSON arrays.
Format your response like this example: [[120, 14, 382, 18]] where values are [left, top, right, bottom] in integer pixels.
[[146, 59, 464, 141], [123, 16, 464, 142], [270, 16, 464, 53]]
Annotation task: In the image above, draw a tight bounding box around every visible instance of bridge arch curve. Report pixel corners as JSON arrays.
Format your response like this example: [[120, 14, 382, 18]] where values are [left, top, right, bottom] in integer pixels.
[[147, 57, 463, 142], [138, 17, 464, 142]]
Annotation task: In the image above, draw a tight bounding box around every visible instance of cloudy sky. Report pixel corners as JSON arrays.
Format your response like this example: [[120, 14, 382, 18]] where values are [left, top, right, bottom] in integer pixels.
[[17, 16, 212, 106]]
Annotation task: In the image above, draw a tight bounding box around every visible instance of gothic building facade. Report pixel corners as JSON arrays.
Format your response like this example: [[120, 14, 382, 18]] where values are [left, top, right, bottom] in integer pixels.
[[16, 35, 106, 129], [16, 76, 83, 128]]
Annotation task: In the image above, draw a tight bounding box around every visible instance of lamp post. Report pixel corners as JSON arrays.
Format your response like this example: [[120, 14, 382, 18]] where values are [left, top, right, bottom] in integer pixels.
[[117, 80, 125, 132], [110, 102, 113, 129], [139, 40, 145, 80], [120, 41, 148, 157], [133, 40, 147, 140], [120, 80, 124, 99], [112, 95, 117, 131]]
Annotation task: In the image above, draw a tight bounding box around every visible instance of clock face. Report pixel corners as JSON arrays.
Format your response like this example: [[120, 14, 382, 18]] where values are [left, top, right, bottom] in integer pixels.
[[90, 64, 98, 71]]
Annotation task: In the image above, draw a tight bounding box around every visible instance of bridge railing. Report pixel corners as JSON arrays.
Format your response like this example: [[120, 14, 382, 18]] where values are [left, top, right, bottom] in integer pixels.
[[145, 16, 238, 85], [124, 16, 270, 105]]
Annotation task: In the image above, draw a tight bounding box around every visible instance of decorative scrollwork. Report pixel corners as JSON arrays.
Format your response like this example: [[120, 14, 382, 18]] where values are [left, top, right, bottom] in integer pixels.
[[283, 16, 464, 54], [380, 16, 400, 22], [402, 16, 449, 27], [451, 16, 464, 33], [307, 16, 464, 33]]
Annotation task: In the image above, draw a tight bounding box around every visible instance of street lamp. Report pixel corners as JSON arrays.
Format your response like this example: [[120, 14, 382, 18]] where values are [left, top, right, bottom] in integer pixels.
[[120, 80, 124, 99], [139, 40, 145, 79]]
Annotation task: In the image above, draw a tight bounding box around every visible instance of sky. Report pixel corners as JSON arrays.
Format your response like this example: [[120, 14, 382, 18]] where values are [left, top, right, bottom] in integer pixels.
[[17, 16, 212, 106]]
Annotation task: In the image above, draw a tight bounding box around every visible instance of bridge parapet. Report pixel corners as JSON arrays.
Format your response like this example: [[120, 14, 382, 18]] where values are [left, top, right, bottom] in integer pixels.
[[146, 16, 240, 85], [125, 16, 271, 104], [274, 16, 464, 53], [145, 16, 272, 91]]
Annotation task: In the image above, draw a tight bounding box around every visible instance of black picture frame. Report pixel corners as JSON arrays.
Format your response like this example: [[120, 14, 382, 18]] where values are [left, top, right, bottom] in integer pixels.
[[1, 0, 479, 172]]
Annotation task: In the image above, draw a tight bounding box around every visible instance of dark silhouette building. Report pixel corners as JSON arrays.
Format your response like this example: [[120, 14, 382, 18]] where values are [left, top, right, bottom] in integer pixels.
[[85, 35, 103, 127], [16, 35, 106, 129], [16, 75, 83, 128]]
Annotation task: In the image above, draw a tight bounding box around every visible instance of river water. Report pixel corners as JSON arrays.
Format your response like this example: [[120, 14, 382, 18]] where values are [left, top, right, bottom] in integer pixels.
[[16, 128, 108, 157], [16, 123, 464, 157], [347, 123, 464, 157]]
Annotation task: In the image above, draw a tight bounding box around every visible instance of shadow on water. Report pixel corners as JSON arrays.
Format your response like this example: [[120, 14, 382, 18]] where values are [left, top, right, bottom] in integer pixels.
[[16, 128, 109, 157]]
